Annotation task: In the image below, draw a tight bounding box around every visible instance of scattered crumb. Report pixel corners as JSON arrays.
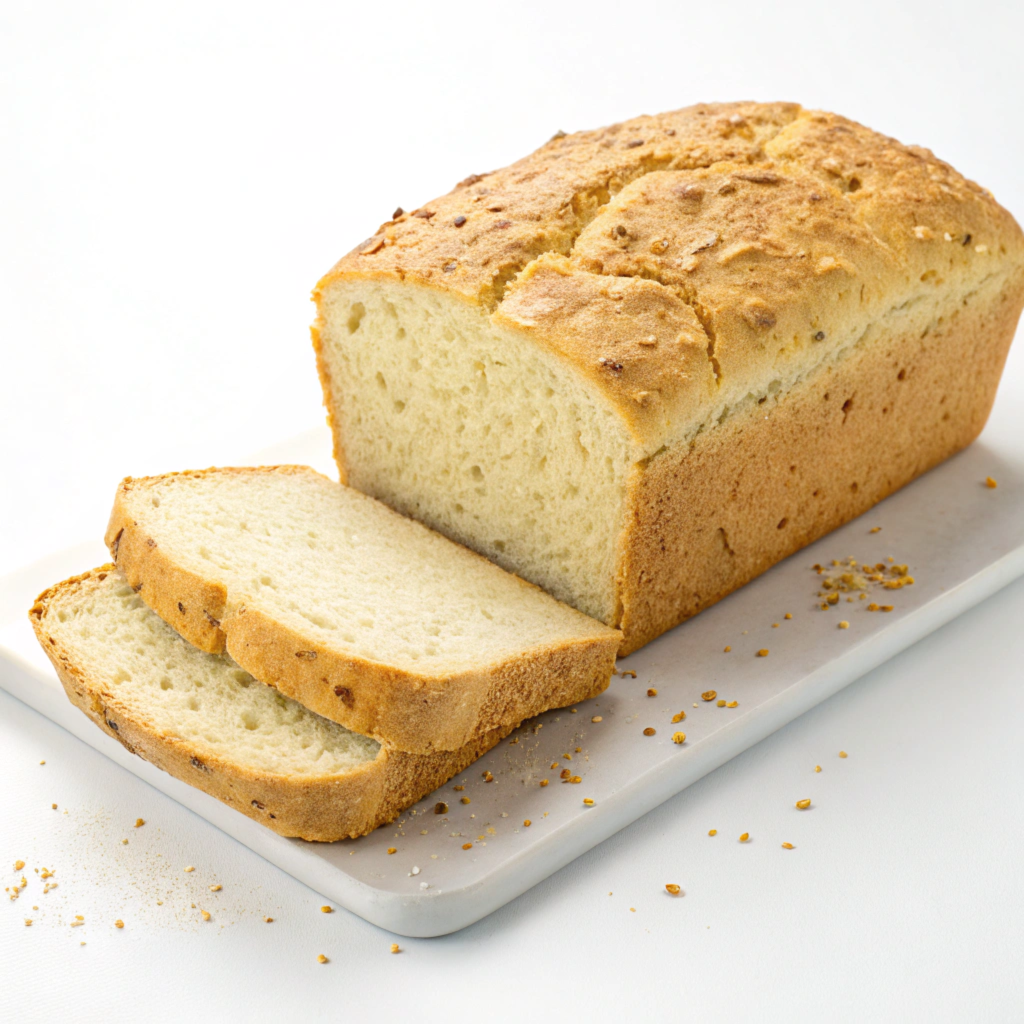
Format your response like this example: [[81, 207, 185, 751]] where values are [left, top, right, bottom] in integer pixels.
[[986, 476, 998, 489], [815, 765, 822, 773], [739, 833, 750, 842], [387, 848, 397, 855], [701, 690, 717, 702], [726, 701, 738, 709], [716, 699, 726, 707], [209, 884, 222, 892], [184, 866, 195, 873], [839, 751, 848, 758], [134, 818, 145, 828], [620, 670, 637, 679], [14, 860, 25, 871], [51, 804, 57, 810], [630, 908, 636, 913], [772, 623, 779, 628], [264, 917, 273, 923], [115, 919, 124, 929], [522, 821, 531, 829], [708, 829, 717, 836], [201, 910, 211, 922], [318, 954, 328, 964], [453, 785, 464, 792], [121, 839, 128, 845], [390, 943, 400, 954], [591, 716, 603, 723], [796, 799, 812, 810], [320, 906, 333, 914], [539, 780, 549, 787], [643, 727, 656, 736], [462, 843, 473, 849], [646, 688, 658, 697], [583, 798, 595, 806], [24, 919, 31, 927], [672, 732, 686, 744], [782, 843, 794, 850], [784, 612, 793, 619], [839, 621, 849, 629], [757, 649, 769, 657], [723, 645, 732, 652], [665, 884, 682, 896], [39, 761, 45, 765], [870, 526, 881, 533], [671, 711, 686, 723], [460, 797, 471, 805]]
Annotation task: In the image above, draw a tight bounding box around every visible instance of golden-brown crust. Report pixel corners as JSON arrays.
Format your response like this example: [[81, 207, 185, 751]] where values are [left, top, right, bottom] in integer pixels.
[[105, 467, 620, 753], [316, 103, 1024, 456], [616, 267, 1024, 653], [29, 567, 514, 842]]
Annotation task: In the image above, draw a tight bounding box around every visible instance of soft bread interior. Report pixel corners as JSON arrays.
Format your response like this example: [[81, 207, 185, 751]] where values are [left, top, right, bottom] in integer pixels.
[[41, 571, 381, 776], [316, 282, 633, 624]]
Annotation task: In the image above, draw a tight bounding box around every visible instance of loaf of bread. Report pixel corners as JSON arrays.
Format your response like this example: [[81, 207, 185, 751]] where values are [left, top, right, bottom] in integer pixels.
[[104, 465, 619, 753], [313, 102, 1024, 654], [31, 567, 512, 841]]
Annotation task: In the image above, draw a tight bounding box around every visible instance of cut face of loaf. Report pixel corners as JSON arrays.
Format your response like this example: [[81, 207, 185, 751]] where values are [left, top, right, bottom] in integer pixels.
[[313, 101, 1024, 654], [105, 467, 619, 753], [30, 567, 513, 841]]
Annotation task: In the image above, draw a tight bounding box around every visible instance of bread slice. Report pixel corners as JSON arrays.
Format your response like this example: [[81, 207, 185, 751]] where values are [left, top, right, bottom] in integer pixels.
[[105, 466, 620, 754], [30, 567, 513, 841]]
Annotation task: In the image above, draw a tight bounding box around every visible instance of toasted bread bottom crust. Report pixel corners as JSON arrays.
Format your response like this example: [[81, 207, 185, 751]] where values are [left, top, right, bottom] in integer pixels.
[[30, 567, 514, 841], [617, 271, 1024, 654]]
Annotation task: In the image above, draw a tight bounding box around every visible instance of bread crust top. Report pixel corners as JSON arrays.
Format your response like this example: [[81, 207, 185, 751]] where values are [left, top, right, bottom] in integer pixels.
[[315, 102, 1024, 450]]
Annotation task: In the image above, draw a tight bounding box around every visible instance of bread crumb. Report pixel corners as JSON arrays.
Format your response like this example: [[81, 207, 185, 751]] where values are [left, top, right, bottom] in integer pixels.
[[24, 919, 31, 926], [716, 699, 726, 707], [723, 645, 732, 652], [665, 884, 682, 896], [643, 727, 656, 736], [539, 779, 549, 787], [839, 621, 849, 629], [986, 476, 998, 488], [782, 842, 794, 850], [870, 526, 881, 533], [387, 847, 397, 854], [591, 716, 603, 723], [13, 860, 25, 871], [321, 905, 332, 913], [460, 797, 471, 805], [115, 919, 124, 929], [390, 943, 400, 954], [646, 688, 658, 697], [462, 842, 473, 849], [453, 785, 464, 791], [201, 910, 211, 922], [209, 884, 222, 892], [583, 798, 595, 806], [701, 690, 717, 701], [784, 612, 793, 619], [757, 649, 770, 657], [739, 833, 750, 842], [796, 799, 812, 810], [621, 670, 637, 678], [815, 765, 822, 772], [671, 711, 686, 723], [134, 818, 145, 828], [264, 917, 273, 923], [839, 751, 848, 758], [39, 761, 45, 765], [522, 821, 531, 828], [708, 829, 717, 836], [318, 954, 328, 964], [184, 866, 194, 873], [672, 732, 686, 744], [772, 623, 779, 628]]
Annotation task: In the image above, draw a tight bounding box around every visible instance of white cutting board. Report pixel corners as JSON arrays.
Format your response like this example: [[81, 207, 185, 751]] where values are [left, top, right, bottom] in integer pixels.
[[1, 424, 1022, 937]]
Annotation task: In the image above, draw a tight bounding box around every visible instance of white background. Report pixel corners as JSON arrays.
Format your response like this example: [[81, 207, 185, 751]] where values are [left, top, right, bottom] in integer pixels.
[[2, 1, 1022, 1020]]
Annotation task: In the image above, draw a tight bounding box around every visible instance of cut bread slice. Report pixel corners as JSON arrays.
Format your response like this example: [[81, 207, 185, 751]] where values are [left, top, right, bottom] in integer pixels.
[[30, 567, 513, 841], [105, 466, 620, 754]]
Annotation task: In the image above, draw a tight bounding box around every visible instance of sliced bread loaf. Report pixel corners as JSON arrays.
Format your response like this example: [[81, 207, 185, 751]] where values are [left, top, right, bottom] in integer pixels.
[[30, 567, 512, 841], [105, 466, 620, 753]]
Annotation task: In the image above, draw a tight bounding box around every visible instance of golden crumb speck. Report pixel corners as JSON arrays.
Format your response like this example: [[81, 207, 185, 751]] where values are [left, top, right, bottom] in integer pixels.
[[724, 645, 732, 652], [643, 727, 656, 736], [24, 919, 31, 927], [739, 833, 750, 842], [785, 613, 793, 619], [986, 476, 998, 488], [184, 866, 194, 873], [772, 623, 779, 628], [796, 799, 812, 810], [671, 711, 686, 723], [839, 620, 849, 629], [647, 688, 658, 697], [701, 690, 717, 701], [390, 943, 400, 954], [583, 798, 595, 806], [726, 701, 738, 708], [134, 818, 145, 828], [716, 699, 726, 707], [453, 785, 464, 791], [672, 732, 686, 744], [209, 884, 222, 892], [318, 954, 328, 964], [264, 917, 273, 923], [387, 847, 397, 854], [591, 716, 603, 723], [839, 751, 848, 758], [14, 860, 24, 871], [708, 829, 717, 836], [782, 842, 794, 850], [523, 821, 532, 828], [201, 910, 211, 922], [815, 765, 822, 772], [757, 649, 769, 657], [539, 779, 549, 787], [870, 526, 882, 533], [665, 884, 682, 896], [114, 919, 124, 929], [320, 905, 332, 913], [460, 797, 470, 805]]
